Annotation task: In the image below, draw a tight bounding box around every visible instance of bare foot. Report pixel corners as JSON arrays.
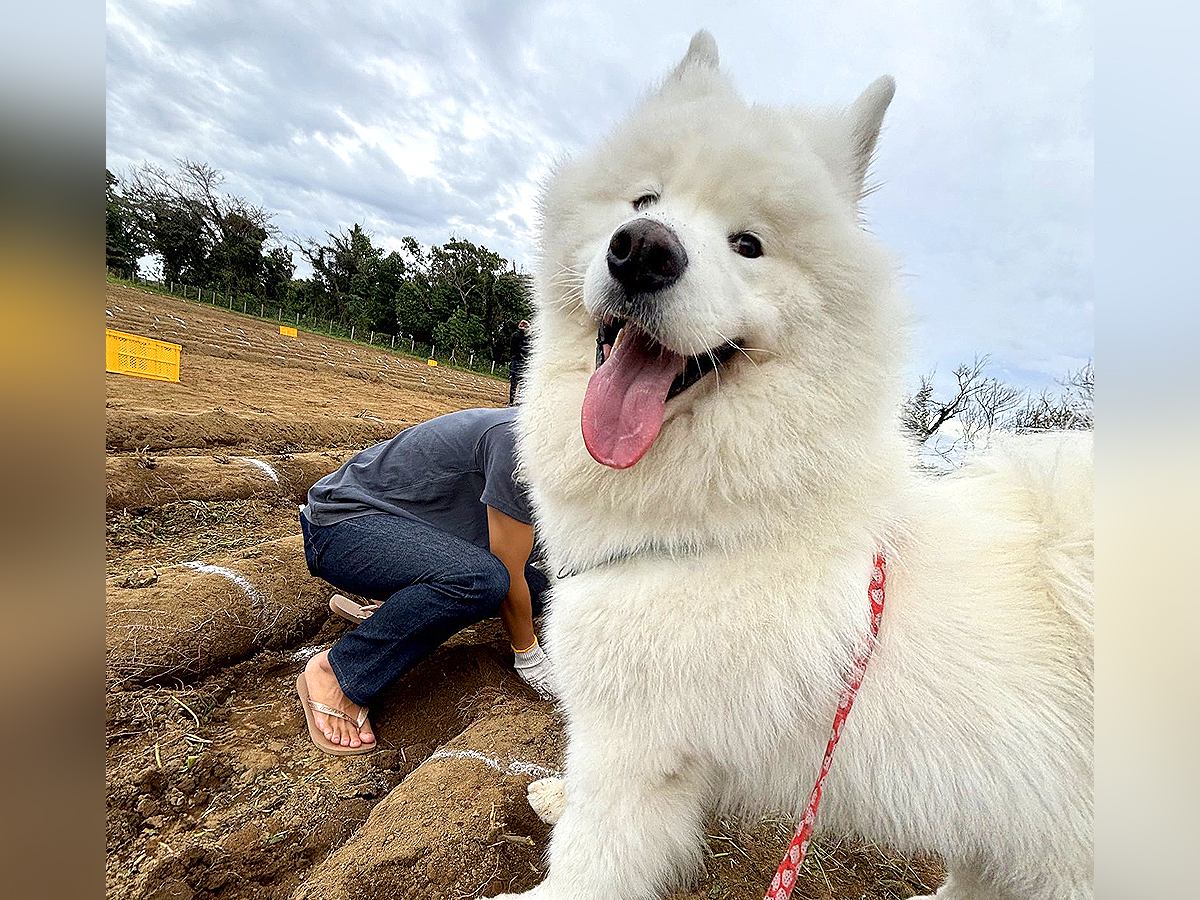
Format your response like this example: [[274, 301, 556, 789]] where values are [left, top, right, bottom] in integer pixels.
[[303, 650, 374, 748]]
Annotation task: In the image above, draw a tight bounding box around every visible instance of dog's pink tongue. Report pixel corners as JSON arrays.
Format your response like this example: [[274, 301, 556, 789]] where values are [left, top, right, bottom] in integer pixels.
[[582, 328, 682, 469]]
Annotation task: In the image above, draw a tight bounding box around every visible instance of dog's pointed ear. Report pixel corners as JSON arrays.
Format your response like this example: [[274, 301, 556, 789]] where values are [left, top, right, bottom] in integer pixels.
[[844, 76, 895, 199], [668, 30, 719, 81]]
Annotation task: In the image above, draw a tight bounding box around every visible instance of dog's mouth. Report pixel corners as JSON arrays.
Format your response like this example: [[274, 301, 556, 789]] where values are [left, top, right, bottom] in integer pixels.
[[582, 315, 740, 470]]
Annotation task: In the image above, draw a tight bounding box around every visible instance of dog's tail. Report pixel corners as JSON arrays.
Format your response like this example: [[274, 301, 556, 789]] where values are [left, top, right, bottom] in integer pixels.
[[978, 431, 1095, 638]]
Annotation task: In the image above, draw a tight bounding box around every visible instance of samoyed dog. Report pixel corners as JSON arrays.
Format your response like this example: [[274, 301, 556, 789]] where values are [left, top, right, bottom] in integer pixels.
[[500, 31, 1092, 900]]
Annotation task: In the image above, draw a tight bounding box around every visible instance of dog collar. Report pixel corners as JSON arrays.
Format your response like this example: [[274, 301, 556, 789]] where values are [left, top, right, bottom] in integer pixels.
[[765, 552, 887, 900]]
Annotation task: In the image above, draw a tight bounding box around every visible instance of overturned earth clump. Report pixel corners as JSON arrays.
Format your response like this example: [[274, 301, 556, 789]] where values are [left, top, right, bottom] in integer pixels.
[[106, 535, 324, 688], [292, 700, 561, 900], [106, 450, 353, 509]]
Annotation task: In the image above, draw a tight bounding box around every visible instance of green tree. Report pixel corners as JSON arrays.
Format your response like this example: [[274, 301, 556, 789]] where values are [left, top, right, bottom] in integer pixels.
[[209, 210, 269, 296], [299, 224, 402, 332], [433, 306, 486, 353], [105, 169, 145, 276], [262, 246, 295, 306], [284, 278, 322, 319], [395, 236, 532, 358], [125, 159, 275, 289]]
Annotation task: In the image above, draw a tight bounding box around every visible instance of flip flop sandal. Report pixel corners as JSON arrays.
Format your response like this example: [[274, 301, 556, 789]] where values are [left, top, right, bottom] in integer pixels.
[[295, 672, 376, 756], [328, 594, 382, 626]]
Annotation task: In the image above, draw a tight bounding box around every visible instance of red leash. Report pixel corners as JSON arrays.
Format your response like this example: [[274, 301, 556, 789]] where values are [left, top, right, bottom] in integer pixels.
[[764, 552, 887, 900]]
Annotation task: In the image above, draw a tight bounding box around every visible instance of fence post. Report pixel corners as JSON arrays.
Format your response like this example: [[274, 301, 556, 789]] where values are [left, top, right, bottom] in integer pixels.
[[410, 337, 415, 351], [491, 361, 495, 375], [431, 344, 436, 359], [329, 319, 333, 332], [242, 298, 247, 313], [469, 351, 474, 367], [351, 325, 355, 341], [369, 331, 374, 344], [391, 334, 395, 349]]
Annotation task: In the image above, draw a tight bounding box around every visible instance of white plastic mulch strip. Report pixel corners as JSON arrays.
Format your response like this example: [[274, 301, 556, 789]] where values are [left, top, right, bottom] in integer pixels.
[[237, 456, 280, 483], [183, 562, 264, 603], [426, 748, 560, 780]]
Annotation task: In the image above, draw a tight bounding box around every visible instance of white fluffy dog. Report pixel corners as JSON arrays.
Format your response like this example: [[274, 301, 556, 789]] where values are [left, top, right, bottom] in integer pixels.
[[499, 32, 1093, 900]]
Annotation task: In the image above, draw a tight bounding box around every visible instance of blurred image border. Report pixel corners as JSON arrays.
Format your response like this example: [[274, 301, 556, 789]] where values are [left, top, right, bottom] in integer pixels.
[[2, 1, 1193, 896]]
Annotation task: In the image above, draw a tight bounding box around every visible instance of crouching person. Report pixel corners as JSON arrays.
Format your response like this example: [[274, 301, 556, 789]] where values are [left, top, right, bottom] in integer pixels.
[[295, 407, 552, 755]]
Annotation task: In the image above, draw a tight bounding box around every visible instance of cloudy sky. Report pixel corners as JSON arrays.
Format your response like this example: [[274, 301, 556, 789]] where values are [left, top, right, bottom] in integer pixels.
[[106, 0, 1091, 390]]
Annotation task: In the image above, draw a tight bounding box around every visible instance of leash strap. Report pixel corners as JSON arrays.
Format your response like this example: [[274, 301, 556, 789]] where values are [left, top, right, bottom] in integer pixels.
[[764, 552, 887, 900]]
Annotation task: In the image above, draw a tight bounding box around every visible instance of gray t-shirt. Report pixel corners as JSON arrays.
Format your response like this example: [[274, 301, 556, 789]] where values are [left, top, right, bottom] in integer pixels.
[[303, 407, 532, 550]]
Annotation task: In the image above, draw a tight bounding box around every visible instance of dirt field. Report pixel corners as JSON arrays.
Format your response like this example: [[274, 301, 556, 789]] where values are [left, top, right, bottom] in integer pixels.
[[105, 283, 942, 899]]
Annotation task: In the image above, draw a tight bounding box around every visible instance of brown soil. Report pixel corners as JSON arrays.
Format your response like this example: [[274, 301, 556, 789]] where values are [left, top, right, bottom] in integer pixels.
[[106, 283, 506, 454], [107, 497, 302, 578], [107, 450, 353, 509], [106, 535, 324, 689], [105, 283, 943, 899]]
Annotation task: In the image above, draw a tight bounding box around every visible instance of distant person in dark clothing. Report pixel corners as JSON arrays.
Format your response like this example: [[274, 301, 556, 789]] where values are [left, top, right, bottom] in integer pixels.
[[508, 319, 530, 405]]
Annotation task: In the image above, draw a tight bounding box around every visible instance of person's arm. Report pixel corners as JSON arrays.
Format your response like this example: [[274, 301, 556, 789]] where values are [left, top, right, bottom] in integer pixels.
[[486, 505, 537, 651]]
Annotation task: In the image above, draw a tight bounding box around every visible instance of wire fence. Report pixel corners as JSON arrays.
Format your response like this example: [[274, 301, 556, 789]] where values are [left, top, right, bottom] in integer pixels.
[[111, 271, 512, 379]]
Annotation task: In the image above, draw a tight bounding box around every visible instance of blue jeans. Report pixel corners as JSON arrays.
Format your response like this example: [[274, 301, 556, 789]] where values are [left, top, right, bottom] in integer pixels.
[[300, 512, 548, 706]]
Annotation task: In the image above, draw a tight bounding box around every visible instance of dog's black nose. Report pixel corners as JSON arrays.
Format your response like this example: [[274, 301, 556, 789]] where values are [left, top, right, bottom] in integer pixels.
[[607, 220, 688, 293]]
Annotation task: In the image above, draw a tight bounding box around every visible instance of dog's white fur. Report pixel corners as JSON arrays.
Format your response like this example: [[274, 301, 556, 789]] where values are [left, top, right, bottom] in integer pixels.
[[497, 32, 1093, 900]]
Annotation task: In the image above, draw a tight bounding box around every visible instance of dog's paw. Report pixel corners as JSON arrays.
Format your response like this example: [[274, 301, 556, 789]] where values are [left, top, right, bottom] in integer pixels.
[[527, 776, 566, 825]]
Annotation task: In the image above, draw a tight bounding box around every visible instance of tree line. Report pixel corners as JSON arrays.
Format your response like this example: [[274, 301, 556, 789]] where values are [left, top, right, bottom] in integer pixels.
[[106, 160, 1092, 427], [106, 159, 533, 364], [901, 357, 1093, 467]]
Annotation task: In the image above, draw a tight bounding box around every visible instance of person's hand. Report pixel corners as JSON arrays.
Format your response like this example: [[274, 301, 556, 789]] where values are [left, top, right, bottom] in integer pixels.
[[513, 640, 556, 700]]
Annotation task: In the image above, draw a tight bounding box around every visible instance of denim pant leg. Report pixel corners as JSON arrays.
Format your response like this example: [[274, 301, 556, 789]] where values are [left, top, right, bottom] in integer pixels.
[[304, 513, 511, 706]]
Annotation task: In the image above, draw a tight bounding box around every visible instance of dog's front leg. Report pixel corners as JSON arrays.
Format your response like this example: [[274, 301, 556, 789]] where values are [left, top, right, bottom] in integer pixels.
[[489, 745, 711, 900]]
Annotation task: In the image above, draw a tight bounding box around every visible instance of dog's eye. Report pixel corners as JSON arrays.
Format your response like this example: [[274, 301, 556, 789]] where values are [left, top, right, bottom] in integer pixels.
[[632, 193, 658, 211], [730, 233, 763, 258]]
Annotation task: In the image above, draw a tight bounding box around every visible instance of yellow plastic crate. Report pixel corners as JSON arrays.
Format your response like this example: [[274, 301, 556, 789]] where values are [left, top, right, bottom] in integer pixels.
[[427, 359, 438, 367], [280, 325, 297, 337], [105, 329, 181, 383]]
